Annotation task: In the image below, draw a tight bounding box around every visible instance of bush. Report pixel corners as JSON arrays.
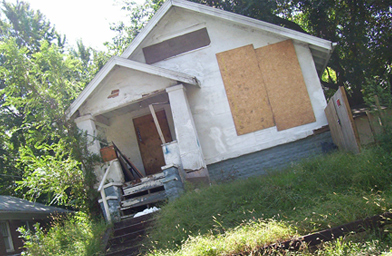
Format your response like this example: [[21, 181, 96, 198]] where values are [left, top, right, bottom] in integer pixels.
[[19, 212, 108, 256]]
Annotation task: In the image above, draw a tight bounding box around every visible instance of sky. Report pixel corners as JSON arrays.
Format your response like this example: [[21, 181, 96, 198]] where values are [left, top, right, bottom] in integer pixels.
[[22, 0, 144, 50]]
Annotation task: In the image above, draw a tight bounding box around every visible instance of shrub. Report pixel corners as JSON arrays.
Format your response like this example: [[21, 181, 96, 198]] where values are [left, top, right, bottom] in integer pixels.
[[19, 212, 108, 256]]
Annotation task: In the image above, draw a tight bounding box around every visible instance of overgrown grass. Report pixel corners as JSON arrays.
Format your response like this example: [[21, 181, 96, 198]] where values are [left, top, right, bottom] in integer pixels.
[[20, 212, 108, 256], [144, 145, 392, 255]]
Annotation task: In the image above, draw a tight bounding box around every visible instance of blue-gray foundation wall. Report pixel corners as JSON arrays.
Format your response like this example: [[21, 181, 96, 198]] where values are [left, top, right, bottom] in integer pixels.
[[207, 131, 334, 183]]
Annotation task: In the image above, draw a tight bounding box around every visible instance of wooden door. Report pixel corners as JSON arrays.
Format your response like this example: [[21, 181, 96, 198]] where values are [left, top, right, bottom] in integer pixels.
[[324, 86, 361, 153], [133, 110, 172, 176]]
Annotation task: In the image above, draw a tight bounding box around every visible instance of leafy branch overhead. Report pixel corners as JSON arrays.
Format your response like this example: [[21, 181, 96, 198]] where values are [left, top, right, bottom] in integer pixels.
[[0, 0, 103, 211]]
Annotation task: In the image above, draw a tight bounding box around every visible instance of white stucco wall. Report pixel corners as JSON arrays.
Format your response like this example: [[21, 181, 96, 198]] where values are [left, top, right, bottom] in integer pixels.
[[127, 7, 328, 165]]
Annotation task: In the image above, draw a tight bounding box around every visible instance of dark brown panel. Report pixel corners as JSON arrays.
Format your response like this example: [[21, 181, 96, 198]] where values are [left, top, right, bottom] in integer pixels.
[[143, 28, 211, 64], [133, 111, 172, 176]]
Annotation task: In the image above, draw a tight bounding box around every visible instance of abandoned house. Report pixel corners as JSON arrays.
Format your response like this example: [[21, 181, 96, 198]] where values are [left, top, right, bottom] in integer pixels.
[[67, 0, 335, 221]]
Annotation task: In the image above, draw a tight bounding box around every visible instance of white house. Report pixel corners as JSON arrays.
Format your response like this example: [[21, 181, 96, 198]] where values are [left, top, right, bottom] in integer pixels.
[[68, 0, 335, 190]]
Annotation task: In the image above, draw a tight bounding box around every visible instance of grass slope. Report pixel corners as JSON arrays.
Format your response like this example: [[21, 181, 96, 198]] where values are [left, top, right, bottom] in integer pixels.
[[144, 147, 392, 255]]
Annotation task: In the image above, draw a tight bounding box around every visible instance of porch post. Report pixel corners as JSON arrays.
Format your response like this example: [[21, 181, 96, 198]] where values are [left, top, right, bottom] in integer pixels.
[[74, 114, 101, 155], [166, 84, 208, 179]]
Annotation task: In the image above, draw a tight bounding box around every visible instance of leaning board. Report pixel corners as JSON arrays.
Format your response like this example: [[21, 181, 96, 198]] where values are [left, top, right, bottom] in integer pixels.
[[255, 40, 316, 131], [216, 44, 275, 135]]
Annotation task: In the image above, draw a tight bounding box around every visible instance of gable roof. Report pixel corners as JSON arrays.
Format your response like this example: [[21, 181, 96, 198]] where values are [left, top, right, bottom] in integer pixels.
[[0, 195, 71, 220], [121, 0, 335, 73], [67, 56, 199, 118]]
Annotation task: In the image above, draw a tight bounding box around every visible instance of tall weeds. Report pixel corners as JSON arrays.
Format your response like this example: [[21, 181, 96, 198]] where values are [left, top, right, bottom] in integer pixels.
[[145, 146, 392, 254]]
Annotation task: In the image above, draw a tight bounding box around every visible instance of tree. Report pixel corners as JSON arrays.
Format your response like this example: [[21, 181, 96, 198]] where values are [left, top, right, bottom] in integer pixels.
[[0, 1, 102, 211], [105, 0, 164, 55], [277, 0, 392, 105], [0, 0, 65, 51]]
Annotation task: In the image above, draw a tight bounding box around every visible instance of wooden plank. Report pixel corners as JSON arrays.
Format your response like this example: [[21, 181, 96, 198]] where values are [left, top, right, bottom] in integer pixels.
[[216, 44, 275, 135], [255, 40, 316, 131], [133, 111, 172, 176], [123, 180, 164, 196], [121, 190, 166, 208], [143, 28, 211, 64], [329, 87, 360, 153], [149, 104, 166, 144], [262, 212, 392, 253], [324, 98, 345, 149]]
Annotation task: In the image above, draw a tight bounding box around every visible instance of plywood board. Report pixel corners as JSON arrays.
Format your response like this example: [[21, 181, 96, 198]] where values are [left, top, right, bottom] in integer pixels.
[[255, 40, 316, 131], [143, 28, 211, 64], [216, 44, 275, 135], [133, 110, 172, 175], [324, 87, 360, 153]]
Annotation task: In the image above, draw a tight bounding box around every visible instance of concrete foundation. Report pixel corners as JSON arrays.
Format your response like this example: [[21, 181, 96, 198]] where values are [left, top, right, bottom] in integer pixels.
[[208, 131, 334, 183]]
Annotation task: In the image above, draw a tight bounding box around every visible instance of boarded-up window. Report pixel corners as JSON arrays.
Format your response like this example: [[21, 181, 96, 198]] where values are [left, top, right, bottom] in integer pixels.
[[216, 40, 316, 135], [255, 40, 315, 131], [143, 28, 211, 64], [216, 45, 275, 135]]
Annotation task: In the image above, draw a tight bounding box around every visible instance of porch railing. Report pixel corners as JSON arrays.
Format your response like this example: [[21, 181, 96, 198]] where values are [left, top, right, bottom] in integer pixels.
[[98, 160, 117, 223]]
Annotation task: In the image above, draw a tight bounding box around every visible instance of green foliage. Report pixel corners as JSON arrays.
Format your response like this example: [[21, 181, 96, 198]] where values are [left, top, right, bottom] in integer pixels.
[[0, 0, 108, 213], [189, 0, 306, 33], [144, 147, 392, 254], [19, 212, 108, 256], [105, 0, 164, 55], [0, 0, 64, 51], [280, 0, 392, 105]]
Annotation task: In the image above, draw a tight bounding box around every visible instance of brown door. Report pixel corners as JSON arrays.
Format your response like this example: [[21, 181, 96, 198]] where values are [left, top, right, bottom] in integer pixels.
[[133, 110, 172, 176]]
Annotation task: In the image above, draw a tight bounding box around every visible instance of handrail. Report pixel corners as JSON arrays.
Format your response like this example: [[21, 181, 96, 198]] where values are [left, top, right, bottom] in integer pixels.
[[98, 160, 114, 192], [98, 160, 117, 223]]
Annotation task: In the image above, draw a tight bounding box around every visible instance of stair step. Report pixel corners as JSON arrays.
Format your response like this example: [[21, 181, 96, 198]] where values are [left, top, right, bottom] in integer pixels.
[[123, 179, 165, 197], [106, 244, 141, 256], [108, 229, 148, 247], [121, 190, 166, 209], [114, 218, 154, 237], [123, 173, 165, 190], [113, 213, 155, 230]]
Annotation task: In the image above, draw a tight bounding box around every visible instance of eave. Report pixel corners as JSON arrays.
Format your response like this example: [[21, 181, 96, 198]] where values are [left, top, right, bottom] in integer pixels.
[[67, 56, 199, 119]]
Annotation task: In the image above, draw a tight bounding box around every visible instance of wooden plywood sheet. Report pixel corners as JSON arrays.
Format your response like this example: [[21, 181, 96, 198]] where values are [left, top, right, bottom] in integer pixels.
[[133, 110, 172, 175], [216, 45, 275, 135], [143, 28, 211, 64], [255, 40, 316, 131]]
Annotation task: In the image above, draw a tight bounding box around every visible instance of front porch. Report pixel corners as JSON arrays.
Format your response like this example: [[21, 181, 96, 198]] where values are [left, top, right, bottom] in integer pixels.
[[68, 58, 210, 221]]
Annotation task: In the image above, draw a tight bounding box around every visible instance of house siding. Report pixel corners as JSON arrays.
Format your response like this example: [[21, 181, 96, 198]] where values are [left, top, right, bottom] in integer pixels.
[[207, 131, 334, 183], [128, 7, 329, 167]]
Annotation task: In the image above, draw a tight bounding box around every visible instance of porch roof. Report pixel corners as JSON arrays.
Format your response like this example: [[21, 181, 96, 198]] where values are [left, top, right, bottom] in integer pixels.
[[67, 56, 199, 119]]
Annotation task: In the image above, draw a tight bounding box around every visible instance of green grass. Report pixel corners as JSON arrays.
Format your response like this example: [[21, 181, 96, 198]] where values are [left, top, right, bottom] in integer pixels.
[[143, 146, 392, 255]]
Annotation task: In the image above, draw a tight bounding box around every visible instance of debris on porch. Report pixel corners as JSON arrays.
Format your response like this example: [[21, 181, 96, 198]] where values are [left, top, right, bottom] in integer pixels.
[[98, 143, 184, 222]]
